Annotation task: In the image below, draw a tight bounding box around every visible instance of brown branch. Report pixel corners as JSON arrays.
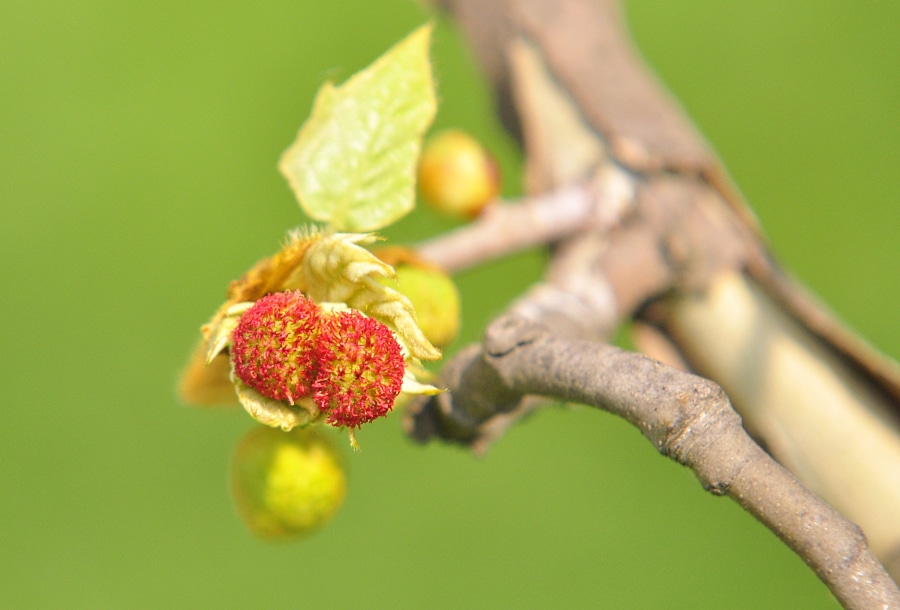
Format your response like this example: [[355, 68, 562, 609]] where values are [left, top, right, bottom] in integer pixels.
[[416, 0, 900, 601], [406, 316, 900, 609]]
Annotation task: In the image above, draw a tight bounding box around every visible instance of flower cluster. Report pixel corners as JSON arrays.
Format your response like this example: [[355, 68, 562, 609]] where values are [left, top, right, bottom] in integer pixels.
[[231, 291, 405, 429], [179, 230, 444, 448], [178, 24, 446, 538]]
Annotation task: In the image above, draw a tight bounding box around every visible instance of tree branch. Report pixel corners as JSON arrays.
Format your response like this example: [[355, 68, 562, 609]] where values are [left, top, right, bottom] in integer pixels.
[[406, 316, 900, 609], [412, 0, 900, 602]]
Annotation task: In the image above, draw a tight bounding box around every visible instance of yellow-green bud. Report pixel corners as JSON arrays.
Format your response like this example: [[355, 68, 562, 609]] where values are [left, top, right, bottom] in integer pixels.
[[231, 426, 346, 540], [417, 129, 500, 218], [374, 247, 461, 348], [393, 264, 460, 348]]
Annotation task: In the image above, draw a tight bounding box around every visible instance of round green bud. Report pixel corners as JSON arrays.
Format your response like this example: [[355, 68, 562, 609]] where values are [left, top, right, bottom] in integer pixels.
[[231, 426, 346, 540], [374, 247, 461, 348], [393, 264, 460, 348], [417, 129, 500, 218]]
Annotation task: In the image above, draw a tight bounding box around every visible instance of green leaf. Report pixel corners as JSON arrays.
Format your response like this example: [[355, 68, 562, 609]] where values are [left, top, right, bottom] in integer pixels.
[[279, 24, 436, 232]]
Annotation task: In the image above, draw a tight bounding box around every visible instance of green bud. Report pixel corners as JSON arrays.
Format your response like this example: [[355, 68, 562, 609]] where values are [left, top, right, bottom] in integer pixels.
[[231, 426, 346, 540], [374, 247, 460, 348], [393, 264, 460, 348]]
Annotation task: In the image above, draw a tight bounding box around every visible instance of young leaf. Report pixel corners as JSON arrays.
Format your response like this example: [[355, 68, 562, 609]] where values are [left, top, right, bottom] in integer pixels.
[[279, 24, 436, 232]]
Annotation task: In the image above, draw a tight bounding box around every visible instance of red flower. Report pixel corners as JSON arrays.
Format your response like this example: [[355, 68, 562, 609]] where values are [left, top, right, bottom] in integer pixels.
[[315, 310, 406, 429], [230, 291, 406, 429], [231, 291, 323, 405]]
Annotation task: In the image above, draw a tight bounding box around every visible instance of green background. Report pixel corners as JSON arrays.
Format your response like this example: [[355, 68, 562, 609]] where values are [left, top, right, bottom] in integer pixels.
[[2, 1, 897, 608]]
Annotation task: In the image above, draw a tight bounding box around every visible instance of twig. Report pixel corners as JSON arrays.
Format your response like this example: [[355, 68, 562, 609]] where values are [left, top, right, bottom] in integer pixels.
[[416, 172, 632, 273]]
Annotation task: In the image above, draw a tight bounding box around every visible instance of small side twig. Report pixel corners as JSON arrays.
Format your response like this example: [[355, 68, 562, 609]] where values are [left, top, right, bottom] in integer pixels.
[[416, 171, 632, 273]]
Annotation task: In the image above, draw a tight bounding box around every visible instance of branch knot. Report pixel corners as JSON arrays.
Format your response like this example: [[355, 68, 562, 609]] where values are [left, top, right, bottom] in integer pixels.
[[484, 315, 549, 357]]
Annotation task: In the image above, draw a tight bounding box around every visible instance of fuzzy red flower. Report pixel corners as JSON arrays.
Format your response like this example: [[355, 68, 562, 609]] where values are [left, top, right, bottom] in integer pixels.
[[231, 291, 407, 430], [315, 310, 406, 429], [231, 291, 324, 404]]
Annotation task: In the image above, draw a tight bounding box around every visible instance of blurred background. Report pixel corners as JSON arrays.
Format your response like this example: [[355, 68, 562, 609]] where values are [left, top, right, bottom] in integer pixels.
[[2, 1, 897, 607]]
